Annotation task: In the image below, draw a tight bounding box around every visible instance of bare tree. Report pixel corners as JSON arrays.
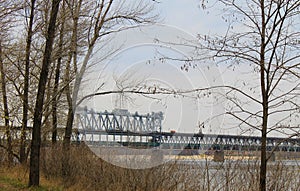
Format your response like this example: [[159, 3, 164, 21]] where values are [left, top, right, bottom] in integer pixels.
[[29, 0, 61, 187], [20, 0, 36, 165], [192, 1, 300, 190], [55, 0, 158, 178], [63, 0, 158, 145], [51, 0, 69, 144]]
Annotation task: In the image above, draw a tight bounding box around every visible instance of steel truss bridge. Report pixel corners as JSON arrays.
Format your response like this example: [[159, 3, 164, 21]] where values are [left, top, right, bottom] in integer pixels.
[[76, 108, 300, 152]]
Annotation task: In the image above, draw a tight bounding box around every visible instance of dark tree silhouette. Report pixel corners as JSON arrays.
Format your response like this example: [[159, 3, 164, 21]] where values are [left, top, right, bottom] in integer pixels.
[[29, 0, 61, 187]]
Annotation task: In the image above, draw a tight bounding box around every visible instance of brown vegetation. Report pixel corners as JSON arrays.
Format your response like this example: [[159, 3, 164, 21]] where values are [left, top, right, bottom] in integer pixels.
[[2, 144, 300, 191]]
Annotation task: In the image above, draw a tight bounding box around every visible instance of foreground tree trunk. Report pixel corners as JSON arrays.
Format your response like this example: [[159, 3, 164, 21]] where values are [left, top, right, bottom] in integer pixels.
[[259, 2, 267, 190], [62, 1, 113, 175], [29, 0, 61, 187], [51, 19, 64, 143], [63, 0, 84, 147], [51, 0, 66, 142], [20, 0, 36, 165], [61, 0, 82, 177]]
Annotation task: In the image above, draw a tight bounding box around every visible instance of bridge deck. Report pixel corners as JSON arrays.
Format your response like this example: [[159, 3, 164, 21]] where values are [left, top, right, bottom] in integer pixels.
[[78, 129, 300, 152]]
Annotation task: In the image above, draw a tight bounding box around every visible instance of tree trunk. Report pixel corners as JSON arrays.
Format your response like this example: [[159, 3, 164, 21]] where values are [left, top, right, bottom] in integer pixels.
[[259, 1, 268, 190], [20, 0, 36, 165], [51, 36, 63, 143], [62, 1, 113, 176], [51, 10, 66, 142], [0, 41, 13, 166], [63, 0, 113, 146], [63, 45, 93, 148], [63, 0, 82, 146], [260, 114, 268, 191], [51, 0, 65, 143], [28, 0, 61, 187], [61, 0, 82, 177]]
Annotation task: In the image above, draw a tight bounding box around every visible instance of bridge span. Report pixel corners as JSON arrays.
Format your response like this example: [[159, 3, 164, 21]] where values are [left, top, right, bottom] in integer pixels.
[[75, 108, 300, 152]]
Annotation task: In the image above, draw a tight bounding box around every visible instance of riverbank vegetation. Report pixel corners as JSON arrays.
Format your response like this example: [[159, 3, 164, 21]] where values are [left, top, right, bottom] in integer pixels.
[[1, 144, 300, 190]]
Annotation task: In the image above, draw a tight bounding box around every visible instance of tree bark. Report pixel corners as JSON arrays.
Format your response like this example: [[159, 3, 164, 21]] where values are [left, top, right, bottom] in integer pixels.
[[63, 0, 84, 145], [61, 0, 82, 177], [51, 32, 63, 143], [20, 0, 36, 165], [51, 0, 66, 144], [259, 1, 268, 191], [28, 0, 61, 187]]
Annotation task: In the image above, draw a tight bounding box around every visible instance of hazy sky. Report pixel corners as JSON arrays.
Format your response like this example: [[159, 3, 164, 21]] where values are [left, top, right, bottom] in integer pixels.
[[159, 0, 224, 35], [80, 0, 299, 136]]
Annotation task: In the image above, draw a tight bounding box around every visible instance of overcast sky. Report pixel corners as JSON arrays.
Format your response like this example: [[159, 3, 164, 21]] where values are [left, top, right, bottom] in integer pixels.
[[159, 0, 224, 35], [80, 0, 299, 136]]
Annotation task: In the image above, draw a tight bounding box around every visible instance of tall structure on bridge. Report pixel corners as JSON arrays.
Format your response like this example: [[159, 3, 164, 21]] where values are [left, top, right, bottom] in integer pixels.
[[76, 107, 164, 133]]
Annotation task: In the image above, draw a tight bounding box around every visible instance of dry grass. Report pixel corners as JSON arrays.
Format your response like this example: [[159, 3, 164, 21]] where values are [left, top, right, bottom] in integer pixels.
[[0, 165, 63, 190], [40, 144, 181, 191], [39, 144, 300, 191], [1, 145, 300, 190]]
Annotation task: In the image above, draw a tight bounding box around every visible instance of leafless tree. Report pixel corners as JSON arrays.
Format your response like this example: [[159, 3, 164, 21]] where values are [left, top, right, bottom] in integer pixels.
[[51, 0, 67, 144], [62, 0, 159, 145], [55, 0, 159, 176], [29, 0, 61, 187], [192, 1, 300, 190], [19, 0, 36, 165]]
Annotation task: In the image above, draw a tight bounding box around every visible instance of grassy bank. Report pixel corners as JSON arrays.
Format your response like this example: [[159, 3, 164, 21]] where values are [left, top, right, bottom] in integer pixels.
[[1, 144, 300, 190], [0, 166, 65, 191]]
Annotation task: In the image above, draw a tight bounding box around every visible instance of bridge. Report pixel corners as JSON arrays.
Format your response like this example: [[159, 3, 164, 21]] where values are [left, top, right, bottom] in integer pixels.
[[75, 108, 300, 153]]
